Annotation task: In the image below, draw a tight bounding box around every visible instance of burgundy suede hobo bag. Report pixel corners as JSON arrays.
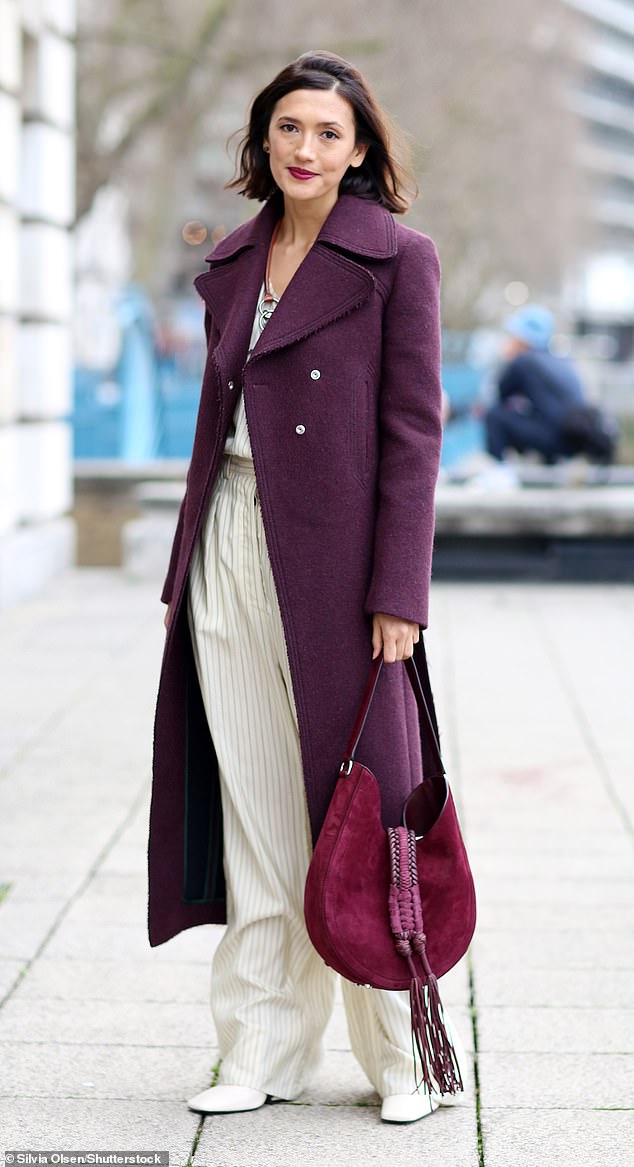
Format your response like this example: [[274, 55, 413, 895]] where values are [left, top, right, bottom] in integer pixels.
[[303, 640, 476, 1094]]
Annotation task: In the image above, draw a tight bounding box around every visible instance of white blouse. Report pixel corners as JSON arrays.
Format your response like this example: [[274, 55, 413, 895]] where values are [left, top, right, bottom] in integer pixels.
[[223, 280, 279, 459]]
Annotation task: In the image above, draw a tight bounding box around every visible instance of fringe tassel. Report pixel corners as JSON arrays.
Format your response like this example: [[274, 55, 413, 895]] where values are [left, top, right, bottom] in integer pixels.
[[407, 954, 464, 1096], [387, 826, 464, 1097]]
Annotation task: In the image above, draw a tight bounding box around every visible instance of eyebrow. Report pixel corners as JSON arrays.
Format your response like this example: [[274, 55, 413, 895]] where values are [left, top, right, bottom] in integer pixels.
[[275, 116, 345, 129]]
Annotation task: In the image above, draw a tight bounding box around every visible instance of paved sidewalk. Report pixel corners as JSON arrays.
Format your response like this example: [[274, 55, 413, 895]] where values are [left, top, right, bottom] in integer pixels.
[[0, 570, 632, 1166]]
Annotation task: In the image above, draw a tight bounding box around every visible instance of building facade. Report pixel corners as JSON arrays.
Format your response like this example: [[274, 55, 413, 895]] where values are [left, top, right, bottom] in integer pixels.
[[565, 0, 634, 360], [0, 0, 75, 607]]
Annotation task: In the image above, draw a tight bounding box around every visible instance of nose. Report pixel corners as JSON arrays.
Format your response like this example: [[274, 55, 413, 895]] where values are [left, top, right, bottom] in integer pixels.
[[295, 134, 317, 162]]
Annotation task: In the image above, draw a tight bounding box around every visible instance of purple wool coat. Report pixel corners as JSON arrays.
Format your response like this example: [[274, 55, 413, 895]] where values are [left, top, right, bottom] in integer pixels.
[[147, 191, 444, 947]]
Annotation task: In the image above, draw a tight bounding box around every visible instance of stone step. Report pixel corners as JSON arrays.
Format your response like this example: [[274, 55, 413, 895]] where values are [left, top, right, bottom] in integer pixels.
[[122, 478, 634, 581]]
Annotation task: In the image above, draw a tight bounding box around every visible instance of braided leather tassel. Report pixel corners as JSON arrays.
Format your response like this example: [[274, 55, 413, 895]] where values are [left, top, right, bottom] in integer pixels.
[[387, 825, 464, 1095]]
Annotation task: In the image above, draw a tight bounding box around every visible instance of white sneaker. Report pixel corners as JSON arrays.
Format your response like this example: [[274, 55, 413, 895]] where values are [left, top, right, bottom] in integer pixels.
[[187, 1084, 269, 1113], [467, 461, 520, 491], [380, 1091, 440, 1123]]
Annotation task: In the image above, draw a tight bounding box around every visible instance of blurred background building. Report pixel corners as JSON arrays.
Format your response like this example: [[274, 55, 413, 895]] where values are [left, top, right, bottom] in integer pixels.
[[565, 0, 634, 368], [0, 0, 76, 605]]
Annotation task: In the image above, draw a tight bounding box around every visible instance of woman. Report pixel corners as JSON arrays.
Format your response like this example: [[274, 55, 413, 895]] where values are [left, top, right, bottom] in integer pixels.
[[148, 50, 454, 1124]]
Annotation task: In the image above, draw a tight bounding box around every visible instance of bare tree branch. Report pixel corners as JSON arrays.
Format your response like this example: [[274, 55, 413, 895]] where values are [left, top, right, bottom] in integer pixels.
[[76, 0, 232, 221]]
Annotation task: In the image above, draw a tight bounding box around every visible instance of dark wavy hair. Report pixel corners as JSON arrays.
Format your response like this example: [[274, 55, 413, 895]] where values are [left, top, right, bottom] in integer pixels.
[[226, 51, 417, 214]]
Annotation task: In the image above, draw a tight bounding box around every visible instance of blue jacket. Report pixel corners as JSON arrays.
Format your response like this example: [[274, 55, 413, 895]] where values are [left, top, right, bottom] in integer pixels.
[[498, 350, 585, 426]]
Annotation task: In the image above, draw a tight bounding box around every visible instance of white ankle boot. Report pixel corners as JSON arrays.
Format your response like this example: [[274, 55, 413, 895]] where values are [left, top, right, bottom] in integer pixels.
[[380, 1091, 440, 1123], [187, 1084, 269, 1114]]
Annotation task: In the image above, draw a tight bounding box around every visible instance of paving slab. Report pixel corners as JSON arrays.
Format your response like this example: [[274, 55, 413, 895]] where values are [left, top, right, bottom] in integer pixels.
[[0, 1041, 217, 1101], [55, 891, 155, 927], [0, 872, 87, 903], [42, 919, 218, 963], [477, 1052, 633, 1109], [477, 1006, 634, 1053], [15, 957, 213, 1004], [0, 958, 26, 1000], [465, 801, 627, 831], [474, 901, 634, 932], [471, 875, 632, 907], [480, 1108, 634, 1167], [193, 1101, 479, 1167], [0, 899, 70, 961], [471, 927, 634, 969], [0, 844, 104, 879], [0, 810, 131, 857], [471, 848, 633, 879], [0, 997, 215, 1047], [0, 1098, 197, 1165], [97, 848, 151, 877], [469, 827, 632, 858], [473, 961, 634, 1009]]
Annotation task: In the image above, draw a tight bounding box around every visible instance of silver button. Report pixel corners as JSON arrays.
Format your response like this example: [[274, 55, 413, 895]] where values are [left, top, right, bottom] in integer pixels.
[[310, 369, 321, 380], [228, 380, 234, 390], [295, 424, 306, 435]]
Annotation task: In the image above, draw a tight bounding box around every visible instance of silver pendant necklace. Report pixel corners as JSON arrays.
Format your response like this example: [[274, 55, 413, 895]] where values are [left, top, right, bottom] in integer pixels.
[[258, 217, 282, 328], [258, 289, 279, 328]]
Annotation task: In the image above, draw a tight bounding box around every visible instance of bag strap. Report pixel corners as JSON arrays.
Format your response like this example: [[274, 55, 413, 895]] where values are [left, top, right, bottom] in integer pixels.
[[342, 638, 445, 778]]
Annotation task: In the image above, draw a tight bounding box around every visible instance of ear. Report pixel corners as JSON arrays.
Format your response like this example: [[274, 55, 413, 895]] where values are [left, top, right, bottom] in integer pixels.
[[350, 142, 369, 169]]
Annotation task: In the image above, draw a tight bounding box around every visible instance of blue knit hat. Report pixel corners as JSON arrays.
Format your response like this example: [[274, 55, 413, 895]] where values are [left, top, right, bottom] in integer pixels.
[[503, 304, 554, 349]]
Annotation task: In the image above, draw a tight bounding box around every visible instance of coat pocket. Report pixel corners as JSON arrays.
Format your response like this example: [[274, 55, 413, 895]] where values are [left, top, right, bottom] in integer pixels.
[[348, 378, 371, 484]]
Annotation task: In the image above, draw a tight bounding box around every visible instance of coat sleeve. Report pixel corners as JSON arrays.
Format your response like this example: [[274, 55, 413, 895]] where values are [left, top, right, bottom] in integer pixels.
[[364, 231, 443, 630]]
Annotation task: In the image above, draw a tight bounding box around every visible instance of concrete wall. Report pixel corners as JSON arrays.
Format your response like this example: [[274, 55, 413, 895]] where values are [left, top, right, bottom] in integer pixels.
[[0, 0, 76, 608]]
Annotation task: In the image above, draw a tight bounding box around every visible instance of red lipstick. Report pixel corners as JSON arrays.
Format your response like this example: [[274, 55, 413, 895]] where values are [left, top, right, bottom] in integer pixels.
[[288, 167, 318, 180]]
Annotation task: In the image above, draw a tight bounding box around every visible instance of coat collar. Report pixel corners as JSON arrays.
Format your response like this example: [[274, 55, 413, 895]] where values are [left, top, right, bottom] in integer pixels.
[[203, 192, 398, 265], [194, 194, 396, 365]]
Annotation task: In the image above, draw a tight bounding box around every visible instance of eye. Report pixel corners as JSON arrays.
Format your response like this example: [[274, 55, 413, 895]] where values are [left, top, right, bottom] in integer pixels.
[[280, 123, 299, 133], [322, 130, 340, 141]]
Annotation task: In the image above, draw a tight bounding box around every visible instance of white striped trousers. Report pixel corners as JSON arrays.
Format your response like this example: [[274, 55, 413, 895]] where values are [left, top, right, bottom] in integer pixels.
[[187, 452, 436, 1100]]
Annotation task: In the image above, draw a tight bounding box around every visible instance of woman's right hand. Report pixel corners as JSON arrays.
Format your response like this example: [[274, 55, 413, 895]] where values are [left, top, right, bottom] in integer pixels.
[[371, 611, 419, 662], [164, 603, 172, 630]]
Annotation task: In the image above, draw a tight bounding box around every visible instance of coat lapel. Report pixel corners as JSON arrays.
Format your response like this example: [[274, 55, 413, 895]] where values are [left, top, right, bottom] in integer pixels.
[[193, 194, 397, 365], [192, 221, 268, 377], [248, 244, 374, 361]]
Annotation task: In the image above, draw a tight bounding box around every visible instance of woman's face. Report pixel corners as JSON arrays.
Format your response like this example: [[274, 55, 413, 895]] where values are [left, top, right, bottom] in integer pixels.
[[264, 87, 368, 210]]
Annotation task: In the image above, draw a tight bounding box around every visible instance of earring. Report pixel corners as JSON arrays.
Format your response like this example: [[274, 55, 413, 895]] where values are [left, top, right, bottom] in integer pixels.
[[263, 144, 270, 153]]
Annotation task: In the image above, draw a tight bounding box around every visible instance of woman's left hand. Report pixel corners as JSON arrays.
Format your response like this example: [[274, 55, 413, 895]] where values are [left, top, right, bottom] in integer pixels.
[[371, 612, 420, 663]]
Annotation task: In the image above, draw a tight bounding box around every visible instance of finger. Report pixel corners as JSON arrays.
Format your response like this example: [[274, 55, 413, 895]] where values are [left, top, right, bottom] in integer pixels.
[[371, 618, 382, 660], [402, 635, 415, 660], [383, 636, 397, 664]]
